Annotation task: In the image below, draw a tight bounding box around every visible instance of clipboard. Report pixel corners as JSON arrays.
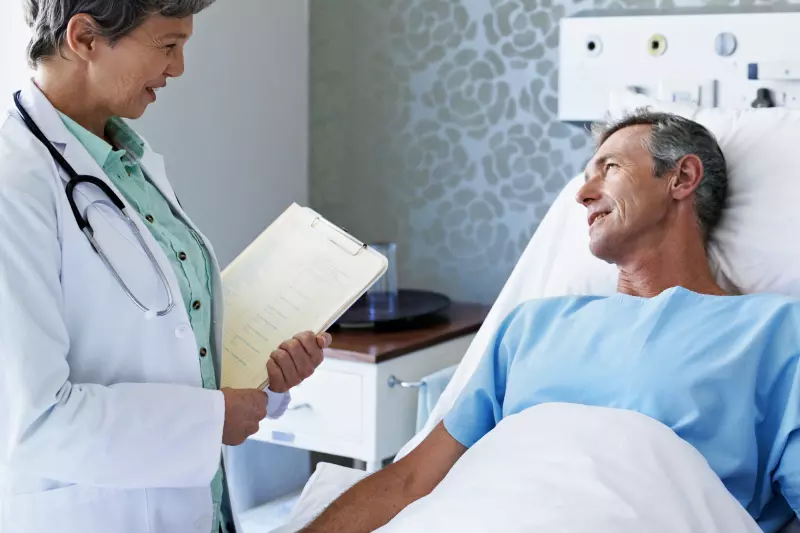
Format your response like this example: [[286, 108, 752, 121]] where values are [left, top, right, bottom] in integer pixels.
[[220, 203, 388, 391]]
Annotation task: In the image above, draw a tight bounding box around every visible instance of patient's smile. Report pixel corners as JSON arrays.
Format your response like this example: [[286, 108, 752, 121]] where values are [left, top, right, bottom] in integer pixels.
[[589, 210, 611, 228]]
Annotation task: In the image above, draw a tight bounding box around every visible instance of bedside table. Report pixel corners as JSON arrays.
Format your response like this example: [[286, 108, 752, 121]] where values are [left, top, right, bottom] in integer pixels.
[[250, 302, 489, 472]]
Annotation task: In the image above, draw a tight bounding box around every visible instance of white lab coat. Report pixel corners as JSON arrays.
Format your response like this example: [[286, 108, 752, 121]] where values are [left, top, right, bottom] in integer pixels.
[[0, 82, 287, 533]]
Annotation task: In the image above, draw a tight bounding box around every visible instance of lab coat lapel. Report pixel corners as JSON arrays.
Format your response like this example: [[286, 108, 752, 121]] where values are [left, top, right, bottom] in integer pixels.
[[139, 148, 220, 270], [139, 149, 169, 195], [140, 149, 221, 270]]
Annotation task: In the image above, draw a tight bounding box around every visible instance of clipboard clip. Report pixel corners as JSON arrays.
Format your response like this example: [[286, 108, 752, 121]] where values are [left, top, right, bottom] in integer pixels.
[[311, 216, 368, 256]]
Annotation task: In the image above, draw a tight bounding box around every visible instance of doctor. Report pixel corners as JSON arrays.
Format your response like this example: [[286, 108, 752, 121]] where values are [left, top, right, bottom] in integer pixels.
[[0, 1, 328, 532]]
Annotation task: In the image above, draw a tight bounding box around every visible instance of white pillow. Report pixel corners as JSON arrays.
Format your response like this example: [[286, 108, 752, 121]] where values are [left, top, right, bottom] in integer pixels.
[[397, 94, 800, 458], [609, 89, 800, 297]]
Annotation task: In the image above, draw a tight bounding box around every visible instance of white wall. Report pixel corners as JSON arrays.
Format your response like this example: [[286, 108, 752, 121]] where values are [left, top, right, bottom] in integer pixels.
[[135, 0, 309, 268], [0, 2, 33, 99]]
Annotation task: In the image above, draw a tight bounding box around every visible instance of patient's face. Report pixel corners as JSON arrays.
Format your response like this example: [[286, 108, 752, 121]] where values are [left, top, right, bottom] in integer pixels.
[[578, 125, 672, 263]]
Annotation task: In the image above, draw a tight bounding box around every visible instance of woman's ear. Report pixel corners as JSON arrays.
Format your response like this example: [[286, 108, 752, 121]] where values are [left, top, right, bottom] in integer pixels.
[[63, 14, 101, 62], [669, 154, 704, 201]]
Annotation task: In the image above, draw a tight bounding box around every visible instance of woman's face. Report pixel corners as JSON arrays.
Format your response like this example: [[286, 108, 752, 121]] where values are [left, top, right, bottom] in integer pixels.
[[89, 14, 193, 119]]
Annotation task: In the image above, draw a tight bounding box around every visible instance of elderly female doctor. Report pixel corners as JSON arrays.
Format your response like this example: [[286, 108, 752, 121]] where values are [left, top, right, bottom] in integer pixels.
[[0, 1, 329, 532]]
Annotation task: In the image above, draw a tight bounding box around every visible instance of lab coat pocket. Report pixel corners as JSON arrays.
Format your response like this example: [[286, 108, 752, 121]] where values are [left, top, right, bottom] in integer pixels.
[[144, 486, 216, 533], [3, 485, 148, 533]]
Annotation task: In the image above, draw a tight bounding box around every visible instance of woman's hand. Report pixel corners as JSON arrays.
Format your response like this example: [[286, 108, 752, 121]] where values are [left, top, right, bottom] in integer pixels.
[[267, 331, 331, 393], [220, 388, 268, 446]]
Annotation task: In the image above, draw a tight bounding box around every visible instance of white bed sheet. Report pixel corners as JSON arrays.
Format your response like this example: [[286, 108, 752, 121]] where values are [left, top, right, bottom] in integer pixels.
[[271, 404, 770, 533], [269, 464, 366, 533]]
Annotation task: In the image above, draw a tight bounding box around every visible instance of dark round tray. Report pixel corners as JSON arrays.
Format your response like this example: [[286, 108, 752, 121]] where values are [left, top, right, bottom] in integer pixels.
[[335, 289, 451, 328]]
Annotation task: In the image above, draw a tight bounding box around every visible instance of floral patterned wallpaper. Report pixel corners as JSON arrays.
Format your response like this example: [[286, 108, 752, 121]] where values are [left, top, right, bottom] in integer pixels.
[[309, 0, 769, 304]]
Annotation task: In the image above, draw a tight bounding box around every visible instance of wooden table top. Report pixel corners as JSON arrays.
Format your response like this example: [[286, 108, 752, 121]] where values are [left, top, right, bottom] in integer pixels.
[[325, 302, 490, 364]]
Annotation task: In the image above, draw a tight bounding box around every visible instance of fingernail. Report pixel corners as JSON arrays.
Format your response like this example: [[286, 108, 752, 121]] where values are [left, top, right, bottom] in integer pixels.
[[324, 332, 332, 346]]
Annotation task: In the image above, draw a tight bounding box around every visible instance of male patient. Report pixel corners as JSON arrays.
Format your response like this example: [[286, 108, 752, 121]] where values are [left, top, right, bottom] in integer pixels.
[[302, 110, 800, 533]]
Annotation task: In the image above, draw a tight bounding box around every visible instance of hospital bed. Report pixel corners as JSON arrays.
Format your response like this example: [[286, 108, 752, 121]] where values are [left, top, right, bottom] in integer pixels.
[[270, 8, 800, 533]]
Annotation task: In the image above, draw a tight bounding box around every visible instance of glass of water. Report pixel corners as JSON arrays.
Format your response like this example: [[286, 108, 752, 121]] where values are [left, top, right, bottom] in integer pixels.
[[368, 242, 398, 314]]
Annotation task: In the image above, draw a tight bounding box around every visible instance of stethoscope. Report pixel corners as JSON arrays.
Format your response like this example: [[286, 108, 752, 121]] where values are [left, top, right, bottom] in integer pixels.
[[13, 91, 175, 317]]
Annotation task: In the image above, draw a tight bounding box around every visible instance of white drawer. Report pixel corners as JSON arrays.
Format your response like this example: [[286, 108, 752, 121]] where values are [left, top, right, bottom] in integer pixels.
[[257, 367, 364, 447]]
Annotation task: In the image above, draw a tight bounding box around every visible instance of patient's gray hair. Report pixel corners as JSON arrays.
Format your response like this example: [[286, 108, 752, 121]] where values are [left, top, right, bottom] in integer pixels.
[[592, 109, 728, 240], [23, 0, 215, 67]]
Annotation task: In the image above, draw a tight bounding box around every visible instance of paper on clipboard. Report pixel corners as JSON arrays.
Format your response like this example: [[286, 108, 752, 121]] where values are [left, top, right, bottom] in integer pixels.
[[220, 203, 388, 391]]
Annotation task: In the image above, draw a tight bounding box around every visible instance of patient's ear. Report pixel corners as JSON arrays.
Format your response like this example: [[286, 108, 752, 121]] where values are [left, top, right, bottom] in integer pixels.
[[669, 154, 704, 201]]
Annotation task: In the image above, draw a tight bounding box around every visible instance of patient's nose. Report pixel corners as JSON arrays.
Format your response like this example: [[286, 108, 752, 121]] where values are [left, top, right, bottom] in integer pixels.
[[576, 179, 600, 206]]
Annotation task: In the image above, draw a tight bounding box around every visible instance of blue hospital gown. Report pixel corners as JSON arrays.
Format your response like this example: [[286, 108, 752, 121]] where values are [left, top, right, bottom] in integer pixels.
[[444, 287, 800, 532]]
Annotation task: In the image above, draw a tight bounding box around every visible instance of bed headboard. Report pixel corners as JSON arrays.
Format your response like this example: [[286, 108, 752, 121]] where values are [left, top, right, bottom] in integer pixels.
[[558, 7, 800, 123]]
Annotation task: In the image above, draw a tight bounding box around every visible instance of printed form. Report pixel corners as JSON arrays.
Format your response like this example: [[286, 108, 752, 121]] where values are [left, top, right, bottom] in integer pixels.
[[221, 204, 387, 390]]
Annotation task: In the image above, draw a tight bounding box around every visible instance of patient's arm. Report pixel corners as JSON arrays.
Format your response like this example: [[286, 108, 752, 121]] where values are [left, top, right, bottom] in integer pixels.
[[300, 422, 466, 533]]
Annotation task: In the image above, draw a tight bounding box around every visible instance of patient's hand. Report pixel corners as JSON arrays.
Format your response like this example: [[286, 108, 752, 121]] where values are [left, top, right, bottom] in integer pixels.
[[267, 331, 330, 393]]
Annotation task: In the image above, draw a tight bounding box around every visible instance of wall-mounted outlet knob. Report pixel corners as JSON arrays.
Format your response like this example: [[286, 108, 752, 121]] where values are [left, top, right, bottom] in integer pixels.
[[648, 34, 667, 57], [714, 32, 737, 57]]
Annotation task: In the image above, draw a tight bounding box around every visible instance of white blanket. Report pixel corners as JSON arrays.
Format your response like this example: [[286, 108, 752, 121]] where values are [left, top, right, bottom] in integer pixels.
[[275, 403, 763, 533]]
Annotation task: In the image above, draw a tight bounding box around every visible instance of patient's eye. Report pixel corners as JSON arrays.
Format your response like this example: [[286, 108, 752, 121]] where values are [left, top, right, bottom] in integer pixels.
[[604, 162, 619, 172]]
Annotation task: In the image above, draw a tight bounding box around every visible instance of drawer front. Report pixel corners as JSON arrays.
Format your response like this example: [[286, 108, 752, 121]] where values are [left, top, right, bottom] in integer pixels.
[[257, 367, 364, 447], [374, 334, 474, 460]]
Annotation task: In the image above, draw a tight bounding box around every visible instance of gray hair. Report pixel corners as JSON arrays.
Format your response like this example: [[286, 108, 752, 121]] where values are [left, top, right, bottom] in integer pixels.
[[592, 108, 728, 240], [24, 0, 216, 67]]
